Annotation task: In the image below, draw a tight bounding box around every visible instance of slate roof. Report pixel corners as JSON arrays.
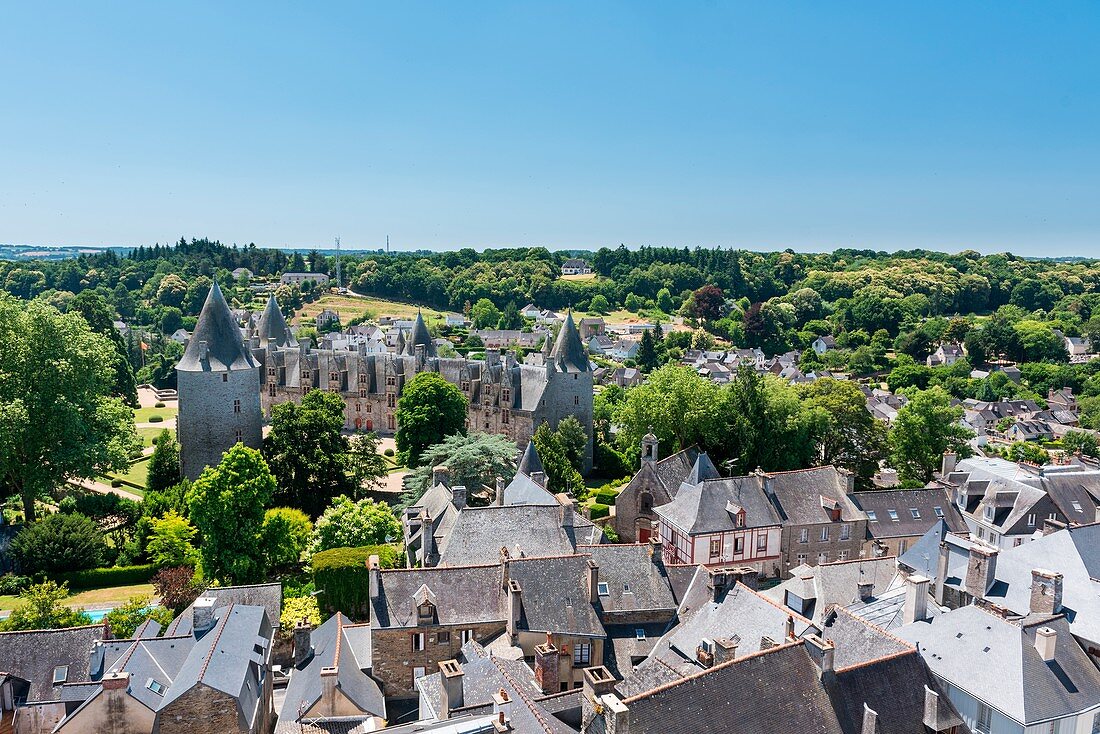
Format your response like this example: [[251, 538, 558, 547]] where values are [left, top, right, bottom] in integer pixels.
[[896, 520, 974, 586], [507, 554, 606, 638], [549, 311, 587, 373], [619, 642, 845, 734], [370, 564, 505, 629], [818, 606, 913, 670], [502, 473, 558, 507], [851, 488, 967, 539], [516, 441, 545, 477], [177, 281, 258, 372], [655, 475, 780, 535], [765, 466, 864, 525], [416, 641, 541, 718], [436, 505, 598, 566], [280, 614, 385, 723], [166, 583, 283, 636], [581, 544, 677, 615], [402, 311, 436, 357], [0, 624, 109, 703], [108, 633, 197, 712], [898, 607, 1100, 724], [254, 294, 297, 348], [764, 557, 902, 625]]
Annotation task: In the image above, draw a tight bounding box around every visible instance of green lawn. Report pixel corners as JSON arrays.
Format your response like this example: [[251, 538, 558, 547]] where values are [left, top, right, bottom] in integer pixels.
[[134, 405, 178, 423], [0, 583, 156, 611], [138, 426, 169, 447], [98, 456, 150, 495], [295, 293, 451, 327]]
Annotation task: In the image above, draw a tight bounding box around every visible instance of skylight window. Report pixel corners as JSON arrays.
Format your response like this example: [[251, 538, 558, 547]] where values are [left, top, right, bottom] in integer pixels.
[[635, 628, 647, 641], [887, 510, 899, 521], [597, 582, 609, 596], [1072, 501, 1083, 512], [147, 679, 166, 696], [866, 511, 877, 521], [910, 508, 921, 520], [934, 506, 944, 518], [52, 666, 68, 685]]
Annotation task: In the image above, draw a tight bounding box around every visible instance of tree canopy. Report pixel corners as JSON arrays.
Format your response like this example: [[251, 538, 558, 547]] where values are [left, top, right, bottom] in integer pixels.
[[395, 372, 469, 467], [889, 387, 975, 485]]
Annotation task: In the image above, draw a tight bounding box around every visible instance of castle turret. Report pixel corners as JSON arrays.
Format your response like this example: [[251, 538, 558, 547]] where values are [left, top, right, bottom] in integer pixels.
[[403, 310, 436, 358], [176, 281, 263, 480], [545, 310, 594, 473], [550, 311, 587, 373], [254, 294, 297, 349], [517, 440, 545, 478]]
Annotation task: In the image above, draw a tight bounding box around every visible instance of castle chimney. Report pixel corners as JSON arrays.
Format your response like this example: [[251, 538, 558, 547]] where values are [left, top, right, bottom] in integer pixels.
[[941, 451, 958, 477], [1030, 569, 1064, 614], [923, 685, 946, 730], [293, 621, 313, 666], [433, 465, 450, 488], [421, 511, 437, 566], [439, 659, 464, 719], [192, 596, 217, 634], [1035, 626, 1057, 662], [320, 667, 338, 707], [534, 635, 560, 695], [713, 637, 738, 665], [785, 614, 796, 641], [903, 575, 930, 624], [101, 671, 129, 691], [495, 476, 505, 506], [964, 544, 998, 599], [862, 703, 879, 734], [451, 485, 467, 511], [368, 554, 381, 600]]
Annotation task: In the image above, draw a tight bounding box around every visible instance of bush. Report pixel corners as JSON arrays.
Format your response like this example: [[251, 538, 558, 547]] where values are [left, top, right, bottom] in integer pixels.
[[0, 574, 31, 595], [50, 564, 157, 590], [148, 415, 163, 423], [589, 503, 610, 521], [103, 596, 174, 638], [152, 565, 201, 612], [154, 401, 166, 408], [594, 489, 618, 506], [313, 544, 400, 620], [383, 448, 395, 457], [280, 595, 322, 630], [111, 479, 123, 488], [13, 513, 106, 574]]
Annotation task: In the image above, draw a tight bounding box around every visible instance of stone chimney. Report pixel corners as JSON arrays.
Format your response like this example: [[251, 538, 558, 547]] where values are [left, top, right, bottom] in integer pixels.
[[451, 485, 467, 511], [492, 710, 513, 733], [531, 471, 546, 487], [558, 494, 574, 529], [197, 340, 208, 360], [1043, 518, 1067, 536], [320, 666, 338, 706], [293, 621, 313, 666], [861, 703, 878, 734], [964, 544, 998, 599], [713, 637, 738, 665], [534, 635, 560, 695], [785, 614, 796, 641], [934, 541, 950, 606], [421, 513, 437, 566], [587, 560, 599, 604], [903, 575, 930, 625], [368, 554, 381, 600], [1030, 569, 1064, 614], [439, 659, 464, 719], [804, 635, 835, 678], [492, 688, 512, 725], [941, 451, 958, 477], [857, 581, 875, 602], [433, 465, 450, 488], [495, 476, 505, 506], [581, 667, 617, 727], [838, 467, 855, 495], [601, 694, 630, 734], [101, 671, 129, 691], [923, 685, 946, 730], [192, 596, 217, 634], [507, 580, 523, 643], [1035, 626, 1057, 662], [648, 537, 663, 567]]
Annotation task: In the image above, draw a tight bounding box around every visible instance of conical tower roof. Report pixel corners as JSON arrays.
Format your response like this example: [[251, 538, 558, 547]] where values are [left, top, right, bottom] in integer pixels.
[[178, 281, 257, 372], [685, 451, 720, 486], [550, 310, 587, 372], [517, 440, 545, 477], [403, 310, 435, 357], [254, 294, 297, 348]]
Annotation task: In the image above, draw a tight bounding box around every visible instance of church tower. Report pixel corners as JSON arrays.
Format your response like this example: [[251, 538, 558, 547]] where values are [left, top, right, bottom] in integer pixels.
[[176, 281, 263, 480]]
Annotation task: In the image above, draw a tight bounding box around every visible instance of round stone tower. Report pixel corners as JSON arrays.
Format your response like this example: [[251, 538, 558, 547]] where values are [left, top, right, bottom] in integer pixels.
[[176, 281, 263, 480]]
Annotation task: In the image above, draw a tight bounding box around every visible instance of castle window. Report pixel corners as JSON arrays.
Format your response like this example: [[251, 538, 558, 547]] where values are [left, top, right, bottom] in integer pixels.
[[387, 394, 396, 408], [268, 384, 276, 396], [358, 373, 366, 383], [222, 373, 228, 383], [574, 395, 579, 405], [329, 371, 339, 382], [235, 429, 243, 443], [461, 381, 470, 392], [355, 403, 362, 412], [502, 388, 511, 404], [359, 388, 367, 398], [233, 399, 241, 414], [386, 376, 396, 387], [387, 415, 396, 430], [437, 630, 451, 644], [573, 643, 591, 666], [268, 368, 276, 377], [302, 370, 311, 380], [411, 633, 425, 652], [502, 410, 510, 425], [366, 404, 373, 413]]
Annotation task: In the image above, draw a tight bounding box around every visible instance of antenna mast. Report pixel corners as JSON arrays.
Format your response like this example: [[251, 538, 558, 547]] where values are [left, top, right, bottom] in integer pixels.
[[335, 236, 342, 289], [386, 235, 390, 255]]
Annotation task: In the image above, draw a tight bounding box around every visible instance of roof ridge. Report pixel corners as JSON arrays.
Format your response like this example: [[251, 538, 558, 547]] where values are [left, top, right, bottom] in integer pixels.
[[830, 605, 915, 648], [382, 562, 501, 573], [506, 552, 591, 563], [834, 647, 917, 674], [490, 657, 556, 733], [196, 604, 233, 683], [0, 623, 109, 637], [333, 615, 344, 669], [818, 555, 897, 567], [622, 639, 806, 704], [762, 465, 837, 477], [740, 583, 815, 627]]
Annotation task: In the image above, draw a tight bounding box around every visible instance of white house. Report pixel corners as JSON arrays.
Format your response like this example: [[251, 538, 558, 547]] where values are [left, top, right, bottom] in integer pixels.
[[927, 343, 964, 367], [811, 335, 837, 354], [280, 272, 330, 286], [561, 258, 592, 275]]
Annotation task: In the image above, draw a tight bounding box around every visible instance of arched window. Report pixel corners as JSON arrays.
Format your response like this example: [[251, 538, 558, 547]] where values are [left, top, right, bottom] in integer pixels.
[[640, 492, 654, 514]]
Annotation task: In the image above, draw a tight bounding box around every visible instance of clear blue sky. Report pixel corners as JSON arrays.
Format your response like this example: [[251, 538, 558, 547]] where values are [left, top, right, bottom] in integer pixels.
[[2, 2, 1098, 256]]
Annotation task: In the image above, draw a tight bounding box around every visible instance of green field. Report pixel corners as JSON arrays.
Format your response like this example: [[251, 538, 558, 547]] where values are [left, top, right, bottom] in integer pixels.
[[133, 405, 178, 423], [295, 293, 451, 327], [138, 426, 170, 447], [0, 583, 156, 612]]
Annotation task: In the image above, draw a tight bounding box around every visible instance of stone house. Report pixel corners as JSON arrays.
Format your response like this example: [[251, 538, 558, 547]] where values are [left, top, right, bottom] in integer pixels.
[[764, 466, 867, 574], [612, 434, 708, 543], [927, 343, 964, 367], [851, 487, 969, 557], [279, 272, 329, 286], [561, 258, 592, 275]]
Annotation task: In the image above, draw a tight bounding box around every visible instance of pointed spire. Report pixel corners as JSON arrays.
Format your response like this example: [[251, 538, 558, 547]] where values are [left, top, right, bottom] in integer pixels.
[[395, 327, 406, 354], [404, 310, 435, 357], [255, 294, 297, 348], [685, 452, 720, 485], [550, 310, 587, 372], [177, 281, 257, 372], [517, 440, 545, 478]]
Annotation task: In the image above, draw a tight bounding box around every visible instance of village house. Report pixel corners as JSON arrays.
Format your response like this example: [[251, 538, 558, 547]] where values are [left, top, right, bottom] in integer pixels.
[[561, 258, 592, 275], [851, 487, 969, 557], [612, 435, 709, 543], [926, 343, 964, 367], [279, 272, 330, 286]]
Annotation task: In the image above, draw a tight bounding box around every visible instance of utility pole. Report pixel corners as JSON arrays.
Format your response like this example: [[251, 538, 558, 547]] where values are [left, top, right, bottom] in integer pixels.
[[386, 234, 390, 255], [335, 236, 342, 290]]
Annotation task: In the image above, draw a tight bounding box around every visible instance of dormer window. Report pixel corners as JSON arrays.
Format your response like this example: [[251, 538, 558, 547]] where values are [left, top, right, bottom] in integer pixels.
[[597, 582, 609, 596], [417, 602, 435, 623], [147, 678, 166, 696], [984, 506, 995, 520], [910, 508, 921, 520], [53, 666, 68, 684], [933, 506, 944, 518], [635, 628, 646, 641], [866, 511, 878, 522]]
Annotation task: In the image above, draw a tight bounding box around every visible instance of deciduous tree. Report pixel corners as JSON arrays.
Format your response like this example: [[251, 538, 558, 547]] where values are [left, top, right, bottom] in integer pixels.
[[889, 387, 975, 485], [395, 373, 468, 467]]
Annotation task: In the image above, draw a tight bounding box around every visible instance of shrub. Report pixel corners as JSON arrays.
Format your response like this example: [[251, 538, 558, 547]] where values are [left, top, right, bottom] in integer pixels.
[[103, 596, 174, 638], [594, 489, 618, 506], [601, 523, 620, 543], [154, 401, 166, 408], [111, 479, 122, 488], [0, 581, 91, 631], [51, 564, 157, 590], [309, 497, 400, 555], [13, 513, 106, 575], [152, 565, 201, 612], [0, 574, 31, 595], [589, 503, 610, 521], [148, 415, 163, 423], [312, 544, 400, 620], [383, 448, 395, 457], [261, 508, 312, 572], [280, 595, 322, 630]]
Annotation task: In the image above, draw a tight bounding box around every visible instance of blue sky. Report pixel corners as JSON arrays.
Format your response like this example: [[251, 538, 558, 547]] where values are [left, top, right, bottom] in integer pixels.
[[2, 2, 1098, 255]]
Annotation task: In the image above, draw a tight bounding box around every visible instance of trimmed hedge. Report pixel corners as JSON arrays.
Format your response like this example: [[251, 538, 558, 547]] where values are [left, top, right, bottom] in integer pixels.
[[148, 415, 164, 423], [594, 489, 618, 506], [313, 544, 400, 621], [589, 503, 610, 521], [50, 563, 157, 590]]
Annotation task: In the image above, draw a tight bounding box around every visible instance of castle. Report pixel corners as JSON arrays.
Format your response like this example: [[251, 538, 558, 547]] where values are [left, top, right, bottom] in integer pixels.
[[177, 288, 593, 480]]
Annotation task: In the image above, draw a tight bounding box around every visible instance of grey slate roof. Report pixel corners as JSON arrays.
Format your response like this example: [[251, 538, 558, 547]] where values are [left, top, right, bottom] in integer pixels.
[[851, 488, 967, 539], [898, 607, 1100, 724], [655, 475, 781, 534], [683, 452, 720, 485], [581, 544, 677, 615], [502, 473, 558, 506], [280, 614, 385, 723], [0, 624, 109, 703], [177, 281, 258, 372], [110, 633, 197, 712], [507, 554, 606, 638], [402, 311, 436, 357], [764, 556, 902, 625], [436, 505, 595, 566], [765, 466, 864, 525], [370, 565, 505, 629], [549, 311, 587, 373], [818, 606, 912, 670], [416, 641, 543, 719], [896, 519, 974, 586], [166, 582, 283, 636], [516, 440, 545, 477], [254, 294, 297, 348]]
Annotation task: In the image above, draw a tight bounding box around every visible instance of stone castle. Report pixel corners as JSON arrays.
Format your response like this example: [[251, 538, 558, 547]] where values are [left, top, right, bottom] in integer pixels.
[[178, 287, 593, 480]]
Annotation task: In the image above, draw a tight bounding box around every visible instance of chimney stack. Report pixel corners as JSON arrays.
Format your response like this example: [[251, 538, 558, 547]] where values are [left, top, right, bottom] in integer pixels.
[[531, 471, 546, 487], [492, 688, 512, 728], [495, 476, 505, 506], [713, 637, 738, 665], [805, 635, 835, 678], [903, 575, 930, 624], [1030, 569, 1064, 614], [861, 703, 878, 734], [558, 494, 574, 529], [964, 544, 998, 599], [1043, 518, 1067, 536], [587, 560, 599, 604], [1035, 626, 1057, 662], [320, 666, 338, 706], [648, 537, 663, 566], [785, 615, 796, 641], [192, 596, 217, 634], [101, 671, 129, 691], [368, 554, 381, 600], [534, 635, 560, 695], [439, 660, 464, 719], [293, 621, 313, 666], [923, 686, 946, 730], [507, 580, 522, 643], [941, 451, 958, 477], [451, 485, 467, 511], [433, 465, 450, 488], [857, 581, 875, 602], [934, 541, 951, 606]]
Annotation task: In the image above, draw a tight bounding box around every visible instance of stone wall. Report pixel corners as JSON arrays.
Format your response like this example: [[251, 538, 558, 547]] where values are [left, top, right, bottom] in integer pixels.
[[779, 520, 868, 576], [371, 621, 507, 698], [157, 686, 245, 733], [178, 365, 262, 480]]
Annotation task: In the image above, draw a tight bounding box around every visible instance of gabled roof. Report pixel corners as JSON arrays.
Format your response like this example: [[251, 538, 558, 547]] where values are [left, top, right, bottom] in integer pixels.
[[507, 554, 606, 638], [549, 311, 587, 373], [851, 488, 967, 539], [655, 476, 780, 535], [764, 557, 902, 625], [436, 505, 597, 565], [582, 544, 677, 615], [370, 565, 505, 629], [683, 452, 720, 486], [764, 466, 864, 525], [166, 583, 283, 636], [0, 624, 109, 703], [177, 281, 258, 372]]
